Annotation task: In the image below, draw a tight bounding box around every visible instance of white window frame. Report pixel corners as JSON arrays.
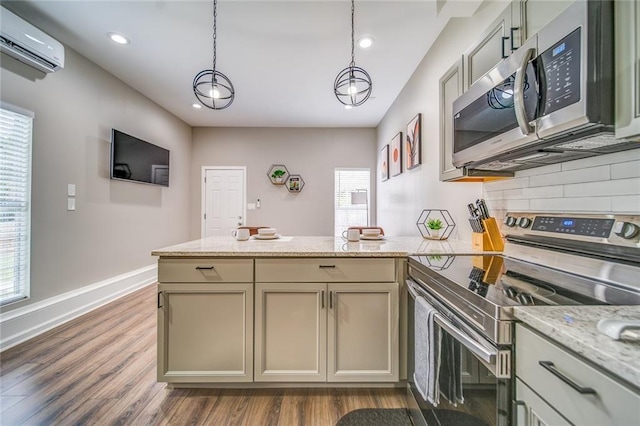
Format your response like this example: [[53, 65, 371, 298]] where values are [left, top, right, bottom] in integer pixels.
[[334, 168, 371, 237], [0, 102, 33, 306]]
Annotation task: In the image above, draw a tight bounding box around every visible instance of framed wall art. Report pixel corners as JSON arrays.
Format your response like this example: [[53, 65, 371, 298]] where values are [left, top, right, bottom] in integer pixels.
[[380, 144, 389, 182], [405, 113, 422, 170], [390, 132, 402, 177]]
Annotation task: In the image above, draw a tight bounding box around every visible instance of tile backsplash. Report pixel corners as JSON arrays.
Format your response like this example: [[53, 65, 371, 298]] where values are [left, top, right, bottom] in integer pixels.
[[483, 149, 640, 219]]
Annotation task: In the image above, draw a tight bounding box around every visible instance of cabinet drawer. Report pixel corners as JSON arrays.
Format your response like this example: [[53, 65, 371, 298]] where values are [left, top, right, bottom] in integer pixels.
[[158, 258, 253, 283], [255, 258, 395, 282], [516, 324, 640, 426]]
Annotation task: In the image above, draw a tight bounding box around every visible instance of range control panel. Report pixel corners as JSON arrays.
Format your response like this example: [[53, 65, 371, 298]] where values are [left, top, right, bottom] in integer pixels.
[[502, 212, 640, 246]]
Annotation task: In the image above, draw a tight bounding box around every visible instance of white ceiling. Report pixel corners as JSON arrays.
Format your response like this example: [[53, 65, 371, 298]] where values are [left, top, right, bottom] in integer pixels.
[[4, 1, 482, 128]]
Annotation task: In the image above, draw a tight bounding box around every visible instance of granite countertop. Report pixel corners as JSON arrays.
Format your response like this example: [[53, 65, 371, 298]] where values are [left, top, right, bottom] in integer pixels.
[[151, 236, 490, 257], [515, 305, 640, 390]]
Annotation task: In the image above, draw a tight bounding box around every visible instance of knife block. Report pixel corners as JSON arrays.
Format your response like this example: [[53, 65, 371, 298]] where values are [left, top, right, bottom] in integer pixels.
[[471, 217, 504, 252]]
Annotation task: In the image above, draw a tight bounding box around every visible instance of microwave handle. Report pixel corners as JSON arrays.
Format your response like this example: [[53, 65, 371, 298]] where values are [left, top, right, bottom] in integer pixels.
[[514, 48, 536, 136]]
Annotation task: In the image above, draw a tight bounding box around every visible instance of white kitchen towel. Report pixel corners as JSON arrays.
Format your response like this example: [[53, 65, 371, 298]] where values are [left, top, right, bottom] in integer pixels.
[[413, 294, 441, 405]]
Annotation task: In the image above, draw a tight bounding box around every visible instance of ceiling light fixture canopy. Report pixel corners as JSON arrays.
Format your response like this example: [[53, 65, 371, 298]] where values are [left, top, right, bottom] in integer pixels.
[[193, 0, 235, 110], [334, 0, 372, 108]]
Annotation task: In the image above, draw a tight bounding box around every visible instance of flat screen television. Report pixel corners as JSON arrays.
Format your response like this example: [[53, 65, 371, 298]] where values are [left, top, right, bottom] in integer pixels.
[[110, 129, 170, 187]]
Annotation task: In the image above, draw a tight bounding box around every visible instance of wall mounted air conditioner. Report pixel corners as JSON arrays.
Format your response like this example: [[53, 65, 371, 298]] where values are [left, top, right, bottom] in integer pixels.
[[0, 6, 64, 73]]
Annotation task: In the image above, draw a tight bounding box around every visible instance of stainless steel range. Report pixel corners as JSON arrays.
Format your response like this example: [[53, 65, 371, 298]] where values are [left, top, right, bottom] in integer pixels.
[[406, 212, 640, 426]]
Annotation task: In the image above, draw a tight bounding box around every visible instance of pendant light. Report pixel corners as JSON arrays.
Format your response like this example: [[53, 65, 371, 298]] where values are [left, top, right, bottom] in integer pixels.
[[334, 0, 372, 108], [193, 0, 235, 109]]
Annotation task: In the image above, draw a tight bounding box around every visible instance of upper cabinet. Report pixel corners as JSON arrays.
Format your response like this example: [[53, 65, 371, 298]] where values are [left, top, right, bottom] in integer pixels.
[[615, 0, 640, 141], [439, 59, 465, 182], [463, 0, 523, 90], [522, 0, 575, 41]]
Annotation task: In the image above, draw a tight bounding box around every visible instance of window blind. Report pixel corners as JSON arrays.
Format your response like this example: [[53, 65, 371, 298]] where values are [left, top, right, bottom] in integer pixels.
[[0, 106, 32, 305], [334, 168, 370, 236]]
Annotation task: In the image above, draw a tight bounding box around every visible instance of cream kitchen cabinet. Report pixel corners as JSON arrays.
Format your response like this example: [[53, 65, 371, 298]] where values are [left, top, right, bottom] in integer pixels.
[[157, 258, 254, 383], [615, 0, 640, 141], [522, 0, 575, 41], [463, 0, 523, 90], [515, 324, 640, 425], [254, 258, 399, 383]]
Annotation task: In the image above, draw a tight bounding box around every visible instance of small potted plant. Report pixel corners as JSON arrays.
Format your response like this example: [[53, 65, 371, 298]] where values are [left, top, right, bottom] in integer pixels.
[[427, 218, 444, 239], [271, 169, 286, 184]]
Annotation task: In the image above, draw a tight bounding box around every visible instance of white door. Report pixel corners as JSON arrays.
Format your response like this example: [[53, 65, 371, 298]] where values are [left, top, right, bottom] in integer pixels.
[[202, 167, 246, 238]]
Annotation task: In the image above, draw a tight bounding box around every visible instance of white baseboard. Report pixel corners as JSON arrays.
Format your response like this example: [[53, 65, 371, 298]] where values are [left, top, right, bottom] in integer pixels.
[[0, 264, 157, 352]]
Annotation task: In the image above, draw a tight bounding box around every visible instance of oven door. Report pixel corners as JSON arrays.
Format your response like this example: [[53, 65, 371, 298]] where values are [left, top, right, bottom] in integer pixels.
[[407, 279, 512, 426]]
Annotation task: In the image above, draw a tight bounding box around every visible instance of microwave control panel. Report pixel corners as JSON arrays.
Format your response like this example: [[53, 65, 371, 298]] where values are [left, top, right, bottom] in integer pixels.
[[538, 27, 581, 116]]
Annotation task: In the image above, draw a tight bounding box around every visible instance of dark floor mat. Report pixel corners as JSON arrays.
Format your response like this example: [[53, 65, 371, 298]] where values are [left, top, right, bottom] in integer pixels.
[[423, 409, 490, 426], [336, 408, 412, 426]]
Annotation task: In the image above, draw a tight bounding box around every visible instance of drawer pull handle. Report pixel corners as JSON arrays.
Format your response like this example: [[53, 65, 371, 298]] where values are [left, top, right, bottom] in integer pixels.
[[195, 266, 215, 270], [321, 290, 325, 309], [319, 265, 336, 269], [538, 361, 596, 395]]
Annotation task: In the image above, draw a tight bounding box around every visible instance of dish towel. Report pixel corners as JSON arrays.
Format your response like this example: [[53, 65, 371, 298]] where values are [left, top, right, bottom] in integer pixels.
[[439, 333, 464, 405], [413, 294, 441, 405]]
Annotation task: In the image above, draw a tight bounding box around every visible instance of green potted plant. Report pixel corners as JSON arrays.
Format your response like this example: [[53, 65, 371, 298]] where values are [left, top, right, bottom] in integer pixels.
[[271, 169, 286, 184], [427, 218, 444, 239]]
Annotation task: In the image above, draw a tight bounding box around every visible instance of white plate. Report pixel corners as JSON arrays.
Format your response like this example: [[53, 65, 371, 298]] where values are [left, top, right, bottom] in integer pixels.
[[360, 235, 385, 240], [253, 234, 281, 240]]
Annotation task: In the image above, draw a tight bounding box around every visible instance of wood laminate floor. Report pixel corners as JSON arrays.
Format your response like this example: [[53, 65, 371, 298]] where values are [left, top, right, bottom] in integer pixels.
[[0, 285, 408, 425]]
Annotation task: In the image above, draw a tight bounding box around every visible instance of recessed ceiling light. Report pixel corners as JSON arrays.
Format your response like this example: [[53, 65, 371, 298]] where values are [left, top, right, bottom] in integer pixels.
[[108, 32, 130, 45], [192, 103, 202, 109], [358, 36, 374, 49]]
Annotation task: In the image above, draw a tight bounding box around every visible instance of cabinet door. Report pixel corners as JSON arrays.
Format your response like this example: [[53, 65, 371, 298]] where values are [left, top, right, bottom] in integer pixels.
[[439, 58, 465, 182], [327, 282, 399, 382], [523, 0, 574, 41], [615, 0, 640, 141], [255, 282, 327, 382], [515, 378, 571, 426], [464, 3, 512, 90], [157, 283, 253, 383]]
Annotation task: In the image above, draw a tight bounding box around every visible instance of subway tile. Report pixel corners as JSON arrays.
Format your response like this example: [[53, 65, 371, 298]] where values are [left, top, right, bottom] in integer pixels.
[[612, 195, 640, 213], [503, 188, 525, 199], [611, 161, 640, 179], [561, 149, 640, 171], [502, 199, 530, 212], [483, 177, 529, 191], [564, 178, 640, 197], [530, 197, 612, 212], [516, 164, 562, 177], [523, 186, 564, 199], [482, 189, 504, 201], [529, 165, 610, 187]]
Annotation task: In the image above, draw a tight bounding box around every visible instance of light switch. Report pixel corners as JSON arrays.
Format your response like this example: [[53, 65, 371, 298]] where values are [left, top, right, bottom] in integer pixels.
[[67, 198, 76, 211], [67, 184, 76, 197]]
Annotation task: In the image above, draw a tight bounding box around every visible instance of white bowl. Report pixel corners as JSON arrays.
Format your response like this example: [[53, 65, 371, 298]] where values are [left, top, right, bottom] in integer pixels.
[[258, 227, 277, 236]]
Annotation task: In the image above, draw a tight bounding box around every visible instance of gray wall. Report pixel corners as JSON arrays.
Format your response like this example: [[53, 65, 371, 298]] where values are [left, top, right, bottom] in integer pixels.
[[376, 1, 511, 240], [0, 47, 192, 311], [191, 127, 376, 237]]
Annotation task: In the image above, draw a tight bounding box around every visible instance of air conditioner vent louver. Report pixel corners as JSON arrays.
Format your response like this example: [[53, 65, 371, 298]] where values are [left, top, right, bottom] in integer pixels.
[[0, 35, 58, 72]]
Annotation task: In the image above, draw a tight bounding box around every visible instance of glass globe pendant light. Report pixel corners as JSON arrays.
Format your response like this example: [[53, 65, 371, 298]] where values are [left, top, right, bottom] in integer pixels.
[[193, 0, 235, 109], [334, 0, 372, 107]]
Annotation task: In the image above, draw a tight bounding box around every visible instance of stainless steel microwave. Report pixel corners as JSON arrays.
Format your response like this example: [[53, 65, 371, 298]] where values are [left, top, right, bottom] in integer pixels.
[[452, 0, 637, 172]]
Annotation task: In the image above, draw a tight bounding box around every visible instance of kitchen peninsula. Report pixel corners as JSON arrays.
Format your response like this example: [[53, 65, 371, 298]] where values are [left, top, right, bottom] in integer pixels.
[[151, 235, 483, 387]]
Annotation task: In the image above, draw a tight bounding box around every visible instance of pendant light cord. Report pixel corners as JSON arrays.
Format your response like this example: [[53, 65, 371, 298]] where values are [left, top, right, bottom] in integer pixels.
[[212, 0, 217, 73], [350, 0, 355, 67]]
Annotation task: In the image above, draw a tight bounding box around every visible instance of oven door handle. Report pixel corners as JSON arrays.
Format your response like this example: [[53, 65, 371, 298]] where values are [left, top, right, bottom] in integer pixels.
[[434, 314, 497, 366], [407, 281, 498, 366]]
